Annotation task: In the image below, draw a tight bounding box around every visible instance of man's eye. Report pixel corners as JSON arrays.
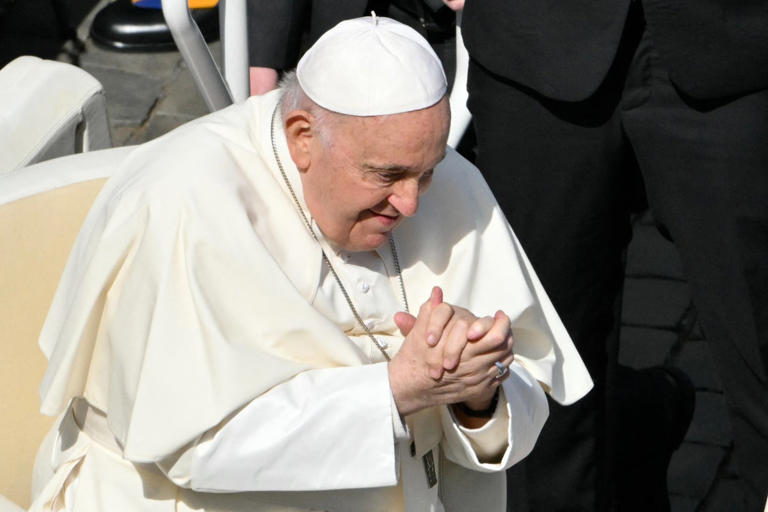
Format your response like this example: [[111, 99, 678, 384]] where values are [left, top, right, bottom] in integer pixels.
[[377, 172, 399, 183]]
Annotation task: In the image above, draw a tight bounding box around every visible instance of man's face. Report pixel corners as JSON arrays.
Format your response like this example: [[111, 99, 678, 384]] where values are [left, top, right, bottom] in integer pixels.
[[298, 98, 449, 252]]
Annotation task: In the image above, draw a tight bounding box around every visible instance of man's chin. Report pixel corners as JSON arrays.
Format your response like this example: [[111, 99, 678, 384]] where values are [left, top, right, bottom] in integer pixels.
[[343, 232, 392, 253]]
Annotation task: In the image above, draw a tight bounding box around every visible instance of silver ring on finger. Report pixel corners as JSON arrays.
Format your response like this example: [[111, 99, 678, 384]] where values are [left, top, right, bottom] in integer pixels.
[[494, 361, 509, 380]]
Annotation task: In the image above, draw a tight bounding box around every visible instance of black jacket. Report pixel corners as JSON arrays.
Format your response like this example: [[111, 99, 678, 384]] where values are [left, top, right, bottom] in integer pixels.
[[462, 0, 768, 101]]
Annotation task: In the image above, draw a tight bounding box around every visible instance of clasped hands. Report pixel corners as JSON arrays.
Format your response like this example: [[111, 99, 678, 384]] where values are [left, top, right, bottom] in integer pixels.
[[388, 286, 514, 422]]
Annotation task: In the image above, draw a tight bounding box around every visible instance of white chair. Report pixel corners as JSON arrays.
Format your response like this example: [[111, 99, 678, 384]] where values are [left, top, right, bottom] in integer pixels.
[[0, 56, 112, 175]]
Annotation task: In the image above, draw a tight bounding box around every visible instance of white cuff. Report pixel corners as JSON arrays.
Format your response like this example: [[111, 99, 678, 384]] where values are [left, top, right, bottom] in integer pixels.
[[439, 361, 549, 472]]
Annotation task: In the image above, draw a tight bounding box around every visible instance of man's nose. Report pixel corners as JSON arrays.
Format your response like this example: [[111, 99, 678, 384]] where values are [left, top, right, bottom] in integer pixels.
[[390, 179, 420, 217]]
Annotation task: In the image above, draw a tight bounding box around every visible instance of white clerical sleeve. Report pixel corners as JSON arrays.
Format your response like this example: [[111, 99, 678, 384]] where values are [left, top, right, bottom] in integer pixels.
[[158, 363, 406, 492], [440, 362, 548, 471]]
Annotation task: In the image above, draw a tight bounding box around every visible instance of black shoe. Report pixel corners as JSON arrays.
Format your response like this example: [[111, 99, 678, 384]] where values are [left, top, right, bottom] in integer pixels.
[[89, 0, 219, 52], [614, 365, 696, 511]]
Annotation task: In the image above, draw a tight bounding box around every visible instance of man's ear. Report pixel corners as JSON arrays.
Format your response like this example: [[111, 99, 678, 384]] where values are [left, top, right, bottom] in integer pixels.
[[283, 109, 315, 171]]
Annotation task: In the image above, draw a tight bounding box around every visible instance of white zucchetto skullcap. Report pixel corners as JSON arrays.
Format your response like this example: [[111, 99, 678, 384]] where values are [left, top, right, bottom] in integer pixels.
[[297, 14, 447, 116]]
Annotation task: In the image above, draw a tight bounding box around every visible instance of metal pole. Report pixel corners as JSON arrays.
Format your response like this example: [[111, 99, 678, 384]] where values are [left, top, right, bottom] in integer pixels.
[[162, 0, 233, 112]]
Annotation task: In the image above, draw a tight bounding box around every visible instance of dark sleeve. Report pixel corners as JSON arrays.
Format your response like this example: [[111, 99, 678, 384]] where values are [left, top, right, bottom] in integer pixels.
[[307, 0, 368, 47], [247, 0, 310, 70]]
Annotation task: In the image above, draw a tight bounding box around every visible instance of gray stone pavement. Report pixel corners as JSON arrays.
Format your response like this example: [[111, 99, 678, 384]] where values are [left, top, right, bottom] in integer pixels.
[[63, 4, 738, 510]]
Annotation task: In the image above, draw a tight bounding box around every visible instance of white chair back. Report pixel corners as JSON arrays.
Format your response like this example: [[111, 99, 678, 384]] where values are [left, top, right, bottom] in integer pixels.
[[0, 147, 131, 507]]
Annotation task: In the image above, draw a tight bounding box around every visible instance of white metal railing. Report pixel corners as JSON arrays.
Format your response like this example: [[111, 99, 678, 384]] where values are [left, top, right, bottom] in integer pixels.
[[162, 0, 248, 112]]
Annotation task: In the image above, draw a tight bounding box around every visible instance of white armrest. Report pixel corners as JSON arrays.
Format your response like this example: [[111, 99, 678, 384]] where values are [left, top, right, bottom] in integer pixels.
[[0, 56, 112, 174], [0, 146, 133, 206]]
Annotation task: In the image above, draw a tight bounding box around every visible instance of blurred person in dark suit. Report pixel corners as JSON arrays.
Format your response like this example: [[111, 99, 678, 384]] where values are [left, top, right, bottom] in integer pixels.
[[461, 1, 768, 510]]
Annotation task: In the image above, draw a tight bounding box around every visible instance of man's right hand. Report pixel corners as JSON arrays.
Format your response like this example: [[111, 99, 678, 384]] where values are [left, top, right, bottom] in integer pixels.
[[249, 67, 279, 96]]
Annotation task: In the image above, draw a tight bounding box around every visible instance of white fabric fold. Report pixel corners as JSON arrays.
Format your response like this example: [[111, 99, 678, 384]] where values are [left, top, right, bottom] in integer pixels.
[[161, 364, 397, 492]]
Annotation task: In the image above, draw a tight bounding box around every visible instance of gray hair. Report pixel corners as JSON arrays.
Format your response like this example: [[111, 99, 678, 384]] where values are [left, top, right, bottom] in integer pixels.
[[278, 71, 341, 146]]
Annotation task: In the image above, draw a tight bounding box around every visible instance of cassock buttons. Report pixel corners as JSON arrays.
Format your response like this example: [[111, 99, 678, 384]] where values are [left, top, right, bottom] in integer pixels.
[[360, 282, 370, 293]]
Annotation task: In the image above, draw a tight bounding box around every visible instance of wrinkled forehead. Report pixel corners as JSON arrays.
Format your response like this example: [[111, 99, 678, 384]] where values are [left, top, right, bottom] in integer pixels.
[[326, 98, 450, 166]]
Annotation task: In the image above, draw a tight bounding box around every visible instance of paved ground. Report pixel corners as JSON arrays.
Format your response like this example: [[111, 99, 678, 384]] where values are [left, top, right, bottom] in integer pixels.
[[33, 1, 741, 509]]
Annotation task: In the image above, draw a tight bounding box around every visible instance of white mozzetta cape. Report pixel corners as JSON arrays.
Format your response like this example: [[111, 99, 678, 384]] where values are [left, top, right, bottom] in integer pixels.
[[32, 91, 592, 511]]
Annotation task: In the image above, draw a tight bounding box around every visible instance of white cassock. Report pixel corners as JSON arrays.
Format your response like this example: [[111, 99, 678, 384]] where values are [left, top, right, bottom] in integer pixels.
[[30, 90, 593, 511]]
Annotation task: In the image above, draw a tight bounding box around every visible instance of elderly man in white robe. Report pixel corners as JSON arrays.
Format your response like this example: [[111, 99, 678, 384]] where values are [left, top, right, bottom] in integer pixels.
[[30, 15, 592, 512]]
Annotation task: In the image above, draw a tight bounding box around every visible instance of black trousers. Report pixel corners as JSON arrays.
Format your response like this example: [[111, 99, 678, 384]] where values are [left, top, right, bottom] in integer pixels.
[[467, 8, 768, 512]]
